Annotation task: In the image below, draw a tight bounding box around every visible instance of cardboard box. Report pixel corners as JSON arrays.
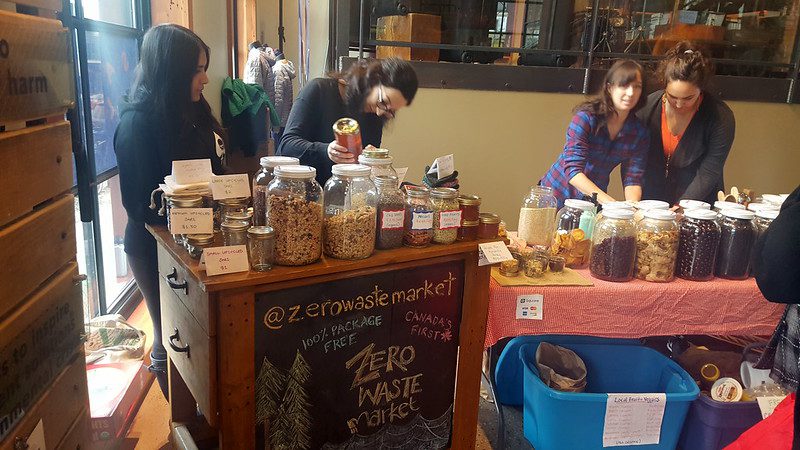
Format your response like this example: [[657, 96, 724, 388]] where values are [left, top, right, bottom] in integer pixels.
[[88, 360, 152, 444]]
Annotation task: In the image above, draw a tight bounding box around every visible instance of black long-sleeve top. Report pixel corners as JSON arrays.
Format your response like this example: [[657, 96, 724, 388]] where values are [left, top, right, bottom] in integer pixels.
[[276, 78, 383, 186], [754, 185, 800, 304]]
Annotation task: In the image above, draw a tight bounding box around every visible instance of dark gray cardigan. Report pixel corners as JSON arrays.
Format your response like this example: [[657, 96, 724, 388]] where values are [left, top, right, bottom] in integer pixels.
[[636, 90, 735, 205]]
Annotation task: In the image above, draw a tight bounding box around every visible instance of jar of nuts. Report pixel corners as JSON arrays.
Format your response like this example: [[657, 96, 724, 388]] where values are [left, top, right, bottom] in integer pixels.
[[403, 185, 434, 247], [323, 164, 378, 260], [266, 165, 324, 266], [431, 187, 461, 245], [635, 210, 679, 282], [253, 156, 299, 226]]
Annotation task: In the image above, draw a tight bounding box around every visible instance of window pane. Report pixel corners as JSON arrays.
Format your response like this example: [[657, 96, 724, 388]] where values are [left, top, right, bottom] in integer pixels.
[[75, 196, 101, 321], [86, 31, 139, 175], [97, 175, 134, 308], [81, 0, 135, 27]]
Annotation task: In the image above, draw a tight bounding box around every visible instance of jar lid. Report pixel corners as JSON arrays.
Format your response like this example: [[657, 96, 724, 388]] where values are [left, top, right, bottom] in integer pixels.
[[479, 213, 501, 224], [684, 209, 719, 221], [404, 185, 429, 198], [221, 220, 249, 231], [458, 194, 482, 206], [601, 208, 634, 220], [260, 156, 299, 168], [721, 208, 755, 220], [747, 202, 780, 212], [169, 196, 204, 207], [358, 154, 394, 166], [602, 201, 635, 210], [430, 187, 458, 199], [756, 209, 780, 220], [332, 117, 360, 133], [679, 199, 711, 210], [225, 211, 252, 222], [461, 219, 480, 227], [248, 226, 275, 237], [331, 164, 373, 177], [360, 148, 390, 159], [762, 194, 787, 206], [635, 200, 670, 211], [564, 199, 595, 211], [714, 201, 745, 210], [644, 209, 677, 221], [218, 197, 249, 206], [374, 175, 399, 188], [186, 234, 214, 245], [275, 165, 316, 179]]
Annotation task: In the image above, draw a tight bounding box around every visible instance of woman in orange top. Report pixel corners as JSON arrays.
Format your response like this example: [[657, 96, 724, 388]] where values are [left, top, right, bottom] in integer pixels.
[[637, 41, 735, 206]]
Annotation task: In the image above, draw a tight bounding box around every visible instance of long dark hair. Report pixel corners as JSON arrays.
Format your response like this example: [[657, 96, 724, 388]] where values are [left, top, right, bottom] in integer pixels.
[[576, 59, 644, 128], [659, 41, 714, 89], [331, 58, 418, 121], [129, 24, 224, 140]]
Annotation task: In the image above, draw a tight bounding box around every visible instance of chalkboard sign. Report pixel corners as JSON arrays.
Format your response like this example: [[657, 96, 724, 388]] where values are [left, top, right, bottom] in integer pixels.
[[254, 260, 464, 449]]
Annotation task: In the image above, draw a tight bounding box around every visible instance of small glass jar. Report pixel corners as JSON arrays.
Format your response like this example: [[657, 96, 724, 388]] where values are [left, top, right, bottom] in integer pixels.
[[589, 208, 637, 282], [323, 164, 378, 260], [253, 156, 300, 226], [374, 175, 405, 250], [713, 201, 745, 213], [185, 234, 215, 259], [551, 199, 596, 269], [750, 209, 779, 271], [715, 209, 756, 280], [431, 188, 461, 245], [166, 195, 204, 245], [633, 199, 670, 222], [478, 213, 501, 239], [677, 209, 721, 281], [458, 220, 479, 241], [333, 117, 363, 157], [358, 148, 397, 181], [548, 255, 566, 273], [499, 258, 520, 277], [221, 220, 249, 246], [458, 194, 482, 222], [403, 186, 434, 247], [517, 186, 558, 251], [635, 210, 679, 282], [523, 253, 549, 278], [247, 226, 275, 271], [219, 197, 249, 226], [267, 165, 323, 266], [224, 211, 253, 227], [679, 199, 711, 211]]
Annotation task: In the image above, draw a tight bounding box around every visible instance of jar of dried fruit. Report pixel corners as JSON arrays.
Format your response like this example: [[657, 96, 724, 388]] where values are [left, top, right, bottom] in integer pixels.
[[551, 199, 596, 268], [589, 208, 637, 282], [253, 156, 299, 226], [266, 165, 323, 266], [635, 210, 679, 282], [323, 164, 378, 260]]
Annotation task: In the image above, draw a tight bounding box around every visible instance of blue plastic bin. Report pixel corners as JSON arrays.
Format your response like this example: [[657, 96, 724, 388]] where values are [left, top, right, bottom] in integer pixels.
[[678, 395, 762, 450], [518, 338, 699, 450]]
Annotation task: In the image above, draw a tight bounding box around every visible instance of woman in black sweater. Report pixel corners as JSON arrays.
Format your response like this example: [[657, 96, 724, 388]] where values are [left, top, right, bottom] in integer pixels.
[[277, 58, 418, 185], [114, 24, 226, 397], [636, 41, 735, 206]]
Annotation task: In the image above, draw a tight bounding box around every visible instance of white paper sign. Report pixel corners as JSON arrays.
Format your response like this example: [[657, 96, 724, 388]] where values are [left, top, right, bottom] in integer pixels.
[[603, 394, 666, 447], [434, 154, 455, 179], [757, 396, 787, 419], [172, 159, 213, 185], [438, 210, 462, 229], [516, 294, 543, 320], [211, 174, 251, 200], [478, 241, 514, 266], [381, 210, 405, 230], [26, 420, 45, 450], [169, 208, 214, 234], [203, 245, 250, 276], [411, 211, 434, 230], [395, 167, 409, 185]]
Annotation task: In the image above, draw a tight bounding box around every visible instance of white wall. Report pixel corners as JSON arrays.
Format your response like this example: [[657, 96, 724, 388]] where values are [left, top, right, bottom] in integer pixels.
[[192, 0, 230, 117]]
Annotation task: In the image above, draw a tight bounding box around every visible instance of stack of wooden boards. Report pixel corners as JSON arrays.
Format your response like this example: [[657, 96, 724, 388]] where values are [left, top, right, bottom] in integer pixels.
[[0, 0, 89, 448]]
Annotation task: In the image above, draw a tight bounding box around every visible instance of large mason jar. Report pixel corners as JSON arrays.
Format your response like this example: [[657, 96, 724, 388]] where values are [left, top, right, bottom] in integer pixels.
[[635, 210, 679, 282], [266, 165, 323, 266], [253, 156, 300, 226], [323, 164, 378, 260], [551, 199, 595, 269], [517, 186, 557, 252], [589, 208, 637, 282], [715, 209, 756, 280], [358, 148, 397, 181], [677, 209, 721, 281]]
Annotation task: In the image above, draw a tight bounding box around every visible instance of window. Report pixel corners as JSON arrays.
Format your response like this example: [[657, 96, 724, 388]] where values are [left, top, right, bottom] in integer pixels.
[[64, 0, 149, 319]]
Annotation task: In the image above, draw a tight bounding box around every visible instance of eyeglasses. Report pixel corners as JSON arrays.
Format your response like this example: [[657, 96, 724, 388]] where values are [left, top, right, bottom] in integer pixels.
[[376, 85, 395, 119]]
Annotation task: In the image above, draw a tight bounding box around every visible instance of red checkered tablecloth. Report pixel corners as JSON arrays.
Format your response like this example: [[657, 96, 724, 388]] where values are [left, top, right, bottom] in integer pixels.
[[485, 269, 785, 348]]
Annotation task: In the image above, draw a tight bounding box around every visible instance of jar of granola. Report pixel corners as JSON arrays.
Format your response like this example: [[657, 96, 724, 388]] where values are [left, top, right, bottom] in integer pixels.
[[253, 156, 299, 226], [403, 185, 434, 247], [323, 164, 378, 260], [430, 187, 461, 245], [635, 210, 679, 282], [266, 165, 323, 265]]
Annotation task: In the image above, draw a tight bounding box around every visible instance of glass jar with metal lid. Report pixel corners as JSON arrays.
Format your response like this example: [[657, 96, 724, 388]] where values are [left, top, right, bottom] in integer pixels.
[[589, 208, 637, 282], [404, 185, 434, 247], [715, 209, 756, 279], [224, 210, 253, 227], [266, 165, 323, 266], [253, 156, 300, 226], [517, 186, 557, 251], [167, 195, 204, 245], [478, 213, 501, 239], [358, 148, 397, 180], [431, 187, 461, 245], [323, 164, 378, 260], [677, 209, 721, 281], [333, 117, 363, 156], [185, 234, 215, 259], [221, 220, 249, 246], [458, 220, 479, 241], [247, 226, 275, 271], [635, 209, 679, 282], [551, 199, 596, 268], [375, 175, 405, 250], [458, 194, 481, 222]]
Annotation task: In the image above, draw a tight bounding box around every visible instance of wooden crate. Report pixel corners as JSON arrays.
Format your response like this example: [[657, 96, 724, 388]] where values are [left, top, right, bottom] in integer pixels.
[[0, 121, 72, 227], [377, 13, 441, 62], [0, 10, 75, 125]]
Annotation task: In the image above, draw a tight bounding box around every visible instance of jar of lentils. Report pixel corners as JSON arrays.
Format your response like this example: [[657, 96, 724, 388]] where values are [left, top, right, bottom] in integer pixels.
[[677, 209, 721, 281], [715, 209, 756, 280], [431, 188, 461, 245], [403, 186, 434, 247]]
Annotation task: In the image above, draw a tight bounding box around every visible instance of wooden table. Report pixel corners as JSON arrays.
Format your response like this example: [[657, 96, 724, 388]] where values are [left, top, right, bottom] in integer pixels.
[[148, 225, 491, 449]]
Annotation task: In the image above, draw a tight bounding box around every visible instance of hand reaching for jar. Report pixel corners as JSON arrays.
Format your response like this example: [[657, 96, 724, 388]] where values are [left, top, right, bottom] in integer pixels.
[[327, 141, 356, 164]]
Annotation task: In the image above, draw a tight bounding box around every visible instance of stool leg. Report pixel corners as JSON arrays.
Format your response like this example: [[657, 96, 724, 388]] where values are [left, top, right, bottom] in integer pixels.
[[483, 345, 506, 450]]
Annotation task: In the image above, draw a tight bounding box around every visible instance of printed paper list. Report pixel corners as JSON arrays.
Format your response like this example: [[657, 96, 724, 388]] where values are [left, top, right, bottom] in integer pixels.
[[603, 393, 666, 447]]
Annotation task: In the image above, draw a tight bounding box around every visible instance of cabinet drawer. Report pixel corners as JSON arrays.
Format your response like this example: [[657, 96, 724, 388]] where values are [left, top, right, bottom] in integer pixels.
[[158, 245, 213, 336], [55, 408, 88, 450], [161, 279, 217, 426]]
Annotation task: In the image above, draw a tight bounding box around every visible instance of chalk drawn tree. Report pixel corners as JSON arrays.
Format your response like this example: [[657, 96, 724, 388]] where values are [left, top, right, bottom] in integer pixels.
[[255, 356, 286, 449], [271, 350, 313, 449]]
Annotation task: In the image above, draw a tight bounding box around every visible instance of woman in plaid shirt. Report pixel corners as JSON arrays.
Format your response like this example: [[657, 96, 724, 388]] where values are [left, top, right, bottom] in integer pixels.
[[540, 60, 650, 208]]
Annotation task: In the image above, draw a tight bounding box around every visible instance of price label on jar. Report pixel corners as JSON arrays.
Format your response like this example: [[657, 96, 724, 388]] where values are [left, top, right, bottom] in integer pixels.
[[411, 211, 434, 230], [438, 210, 462, 229], [381, 210, 405, 230], [169, 208, 214, 234]]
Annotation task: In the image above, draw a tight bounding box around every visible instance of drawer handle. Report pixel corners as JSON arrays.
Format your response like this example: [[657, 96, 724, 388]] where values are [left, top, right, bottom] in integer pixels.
[[168, 328, 191, 357], [166, 268, 188, 294]]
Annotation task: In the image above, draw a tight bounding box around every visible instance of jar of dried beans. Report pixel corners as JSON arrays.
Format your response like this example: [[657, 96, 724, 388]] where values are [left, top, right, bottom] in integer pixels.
[[589, 208, 637, 282], [374, 175, 405, 250], [517, 186, 557, 251], [253, 156, 299, 226], [715, 209, 756, 280], [635, 210, 679, 282], [431, 187, 461, 245], [403, 186, 434, 247], [677, 209, 721, 281], [266, 165, 323, 266], [323, 164, 378, 260]]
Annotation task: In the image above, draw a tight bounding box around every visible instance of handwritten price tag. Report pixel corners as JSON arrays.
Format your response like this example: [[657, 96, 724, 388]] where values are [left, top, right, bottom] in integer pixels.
[[172, 159, 213, 185], [203, 245, 250, 276], [478, 241, 514, 266], [169, 208, 214, 234], [435, 154, 454, 179], [211, 174, 251, 200]]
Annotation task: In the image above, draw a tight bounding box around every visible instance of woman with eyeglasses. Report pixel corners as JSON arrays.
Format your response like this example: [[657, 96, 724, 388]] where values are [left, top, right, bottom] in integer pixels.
[[277, 58, 418, 185], [636, 41, 735, 206]]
